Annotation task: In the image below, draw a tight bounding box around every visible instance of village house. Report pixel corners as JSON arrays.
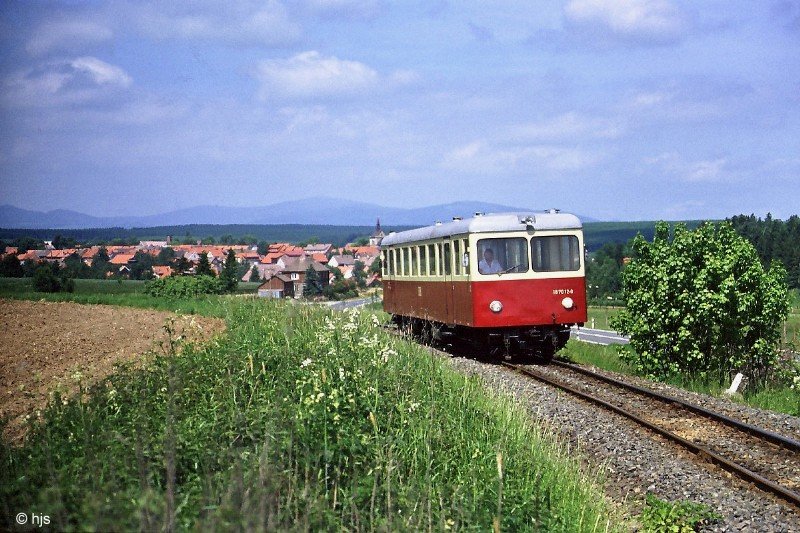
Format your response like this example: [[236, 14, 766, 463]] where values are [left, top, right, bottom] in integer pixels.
[[304, 243, 333, 256], [369, 219, 385, 246], [152, 265, 173, 279], [277, 256, 331, 297], [257, 274, 294, 298], [328, 254, 356, 268]]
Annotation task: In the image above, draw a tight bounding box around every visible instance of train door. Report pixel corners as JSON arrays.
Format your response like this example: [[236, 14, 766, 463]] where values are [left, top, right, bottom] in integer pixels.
[[443, 239, 454, 324]]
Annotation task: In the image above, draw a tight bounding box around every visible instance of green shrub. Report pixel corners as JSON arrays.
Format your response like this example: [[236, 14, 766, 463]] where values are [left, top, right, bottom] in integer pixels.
[[144, 275, 224, 298], [32, 262, 74, 293], [613, 221, 789, 381]]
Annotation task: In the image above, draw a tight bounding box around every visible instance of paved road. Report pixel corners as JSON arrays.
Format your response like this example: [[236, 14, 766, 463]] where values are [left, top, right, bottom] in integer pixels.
[[327, 297, 376, 311], [570, 326, 630, 345]]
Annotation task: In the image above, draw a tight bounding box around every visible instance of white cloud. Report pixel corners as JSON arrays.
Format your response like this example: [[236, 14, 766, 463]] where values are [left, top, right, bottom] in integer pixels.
[[510, 112, 624, 142], [255, 51, 380, 99], [130, 1, 301, 46], [645, 152, 733, 182], [70, 57, 132, 87], [442, 140, 600, 174], [1, 57, 132, 108], [26, 19, 113, 56], [564, 0, 687, 45], [629, 91, 673, 108], [304, 0, 380, 20]]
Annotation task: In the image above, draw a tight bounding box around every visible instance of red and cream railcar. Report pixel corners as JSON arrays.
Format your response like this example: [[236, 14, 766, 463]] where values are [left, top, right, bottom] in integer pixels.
[[380, 211, 587, 359]]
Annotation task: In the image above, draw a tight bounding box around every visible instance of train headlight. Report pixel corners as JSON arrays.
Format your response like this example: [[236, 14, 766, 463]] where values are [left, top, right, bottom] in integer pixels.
[[561, 297, 574, 309], [489, 300, 503, 313]]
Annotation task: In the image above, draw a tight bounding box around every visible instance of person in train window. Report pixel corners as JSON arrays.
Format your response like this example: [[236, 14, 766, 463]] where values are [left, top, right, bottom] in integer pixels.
[[478, 248, 503, 274]]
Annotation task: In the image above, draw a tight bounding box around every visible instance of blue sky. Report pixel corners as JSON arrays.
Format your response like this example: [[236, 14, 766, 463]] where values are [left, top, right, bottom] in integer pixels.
[[1, 0, 798, 221]]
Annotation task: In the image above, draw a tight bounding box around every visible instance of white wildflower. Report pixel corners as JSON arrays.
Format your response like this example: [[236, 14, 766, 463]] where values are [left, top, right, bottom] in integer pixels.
[[300, 358, 313, 368], [380, 347, 397, 363]]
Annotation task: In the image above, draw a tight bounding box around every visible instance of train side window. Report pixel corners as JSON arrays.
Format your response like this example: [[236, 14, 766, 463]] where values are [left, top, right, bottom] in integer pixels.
[[453, 240, 461, 275], [427, 244, 435, 275], [531, 235, 581, 272], [381, 251, 387, 276], [444, 242, 452, 275], [462, 239, 470, 275], [402, 247, 409, 276], [420, 245, 427, 276], [390, 249, 396, 276]]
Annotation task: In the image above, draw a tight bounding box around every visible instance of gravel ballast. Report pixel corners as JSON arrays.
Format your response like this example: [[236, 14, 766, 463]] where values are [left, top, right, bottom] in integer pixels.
[[443, 353, 800, 532]]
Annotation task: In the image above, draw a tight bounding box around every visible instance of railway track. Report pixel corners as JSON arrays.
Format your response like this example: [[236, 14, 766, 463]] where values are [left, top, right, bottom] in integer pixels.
[[501, 360, 800, 511]]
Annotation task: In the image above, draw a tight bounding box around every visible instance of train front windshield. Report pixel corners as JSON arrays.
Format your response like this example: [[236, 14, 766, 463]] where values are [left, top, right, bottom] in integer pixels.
[[531, 236, 581, 272], [477, 238, 529, 274]]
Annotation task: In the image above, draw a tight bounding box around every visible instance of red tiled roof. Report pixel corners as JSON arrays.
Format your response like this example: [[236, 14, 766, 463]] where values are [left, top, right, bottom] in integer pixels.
[[152, 266, 172, 278], [109, 253, 136, 265]]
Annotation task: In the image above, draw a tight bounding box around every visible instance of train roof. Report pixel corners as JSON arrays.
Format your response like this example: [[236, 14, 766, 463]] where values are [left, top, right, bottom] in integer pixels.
[[380, 211, 583, 247]]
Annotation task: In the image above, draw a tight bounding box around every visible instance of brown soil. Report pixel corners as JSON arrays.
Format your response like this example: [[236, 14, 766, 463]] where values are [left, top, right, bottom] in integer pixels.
[[0, 299, 225, 443]]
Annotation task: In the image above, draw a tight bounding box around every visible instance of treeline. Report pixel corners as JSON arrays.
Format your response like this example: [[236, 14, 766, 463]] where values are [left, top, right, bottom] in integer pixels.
[[582, 220, 704, 252], [729, 214, 800, 288], [0, 223, 412, 247]]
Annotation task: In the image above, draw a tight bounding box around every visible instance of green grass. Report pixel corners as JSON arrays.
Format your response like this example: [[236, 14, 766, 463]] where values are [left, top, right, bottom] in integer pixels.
[[585, 306, 623, 330], [1, 300, 620, 531], [560, 340, 635, 374], [0, 277, 263, 317], [639, 493, 721, 532], [570, 313, 800, 417]]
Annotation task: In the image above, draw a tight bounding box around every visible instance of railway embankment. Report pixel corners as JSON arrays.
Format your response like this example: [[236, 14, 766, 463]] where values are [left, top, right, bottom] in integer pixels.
[[1, 300, 619, 531]]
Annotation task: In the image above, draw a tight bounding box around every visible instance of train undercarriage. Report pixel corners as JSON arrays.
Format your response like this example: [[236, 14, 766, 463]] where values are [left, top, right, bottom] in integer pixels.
[[391, 314, 573, 363]]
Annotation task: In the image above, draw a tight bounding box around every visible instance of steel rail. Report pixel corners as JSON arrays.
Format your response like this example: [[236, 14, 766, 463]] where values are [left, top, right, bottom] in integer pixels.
[[501, 361, 800, 511], [552, 359, 800, 453]]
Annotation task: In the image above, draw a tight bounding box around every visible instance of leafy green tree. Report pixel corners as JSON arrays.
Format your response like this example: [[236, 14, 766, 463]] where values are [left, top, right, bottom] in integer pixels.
[[11, 237, 45, 253], [612, 221, 789, 382], [156, 247, 176, 266], [249, 264, 261, 283], [353, 260, 367, 289], [0, 254, 24, 277], [52, 234, 77, 250], [585, 242, 627, 301], [303, 265, 323, 298], [129, 251, 155, 280], [90, 248, 112, 278], [174, 256, 191, 275], [369, 256, 382, 276], [62, 252, 92, 279], [33, 262, 74, 293], [219, 249, 239, 292], [196, 252, 214, 277]]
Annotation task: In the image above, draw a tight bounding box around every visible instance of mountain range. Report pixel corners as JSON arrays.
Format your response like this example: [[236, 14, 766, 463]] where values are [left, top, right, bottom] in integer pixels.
[[0, 198, 597, 229]]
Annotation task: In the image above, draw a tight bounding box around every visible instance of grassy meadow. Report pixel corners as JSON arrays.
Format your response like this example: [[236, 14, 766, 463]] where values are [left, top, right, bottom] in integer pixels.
[[0, 278, 262, 318], [1, 295, 620, 530]]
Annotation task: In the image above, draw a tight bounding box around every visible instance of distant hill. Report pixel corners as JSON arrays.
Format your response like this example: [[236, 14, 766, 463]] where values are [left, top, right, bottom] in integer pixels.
[[0, 198, 598, 229]]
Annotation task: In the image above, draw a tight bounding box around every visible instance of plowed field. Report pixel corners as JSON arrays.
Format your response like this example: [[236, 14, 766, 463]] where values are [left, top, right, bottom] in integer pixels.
[[0, 299, 225, 442]]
